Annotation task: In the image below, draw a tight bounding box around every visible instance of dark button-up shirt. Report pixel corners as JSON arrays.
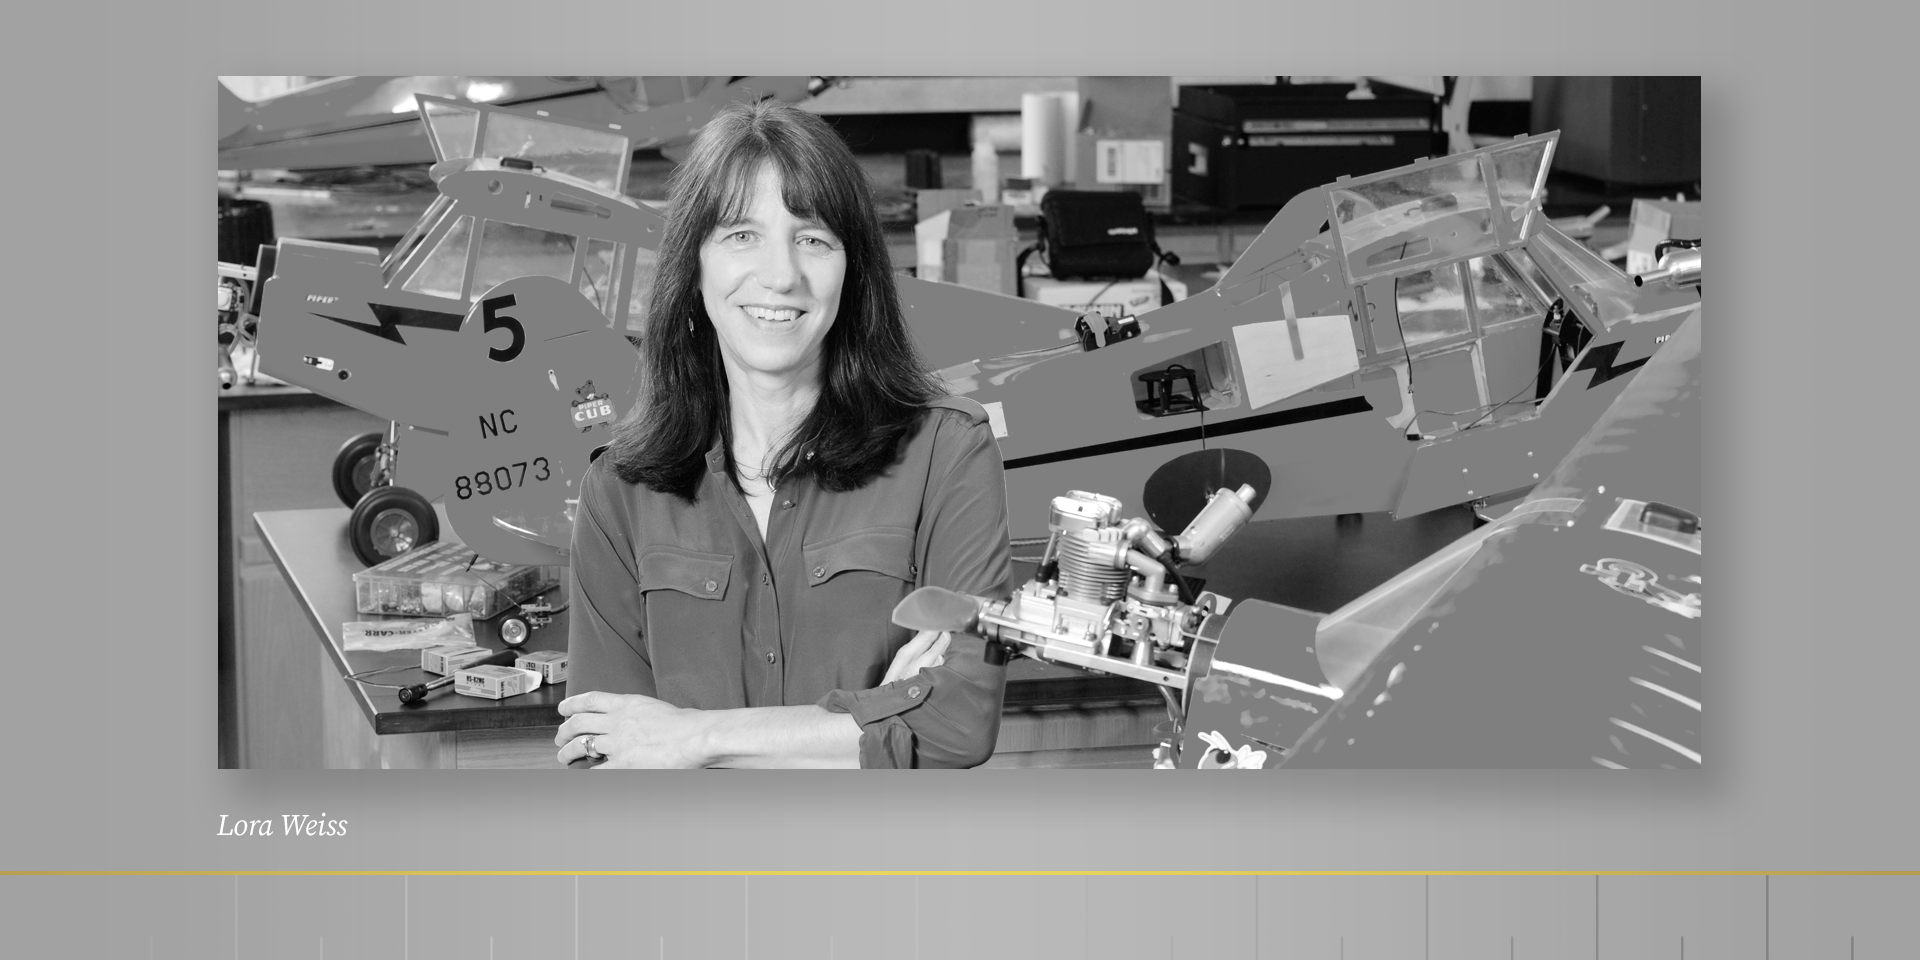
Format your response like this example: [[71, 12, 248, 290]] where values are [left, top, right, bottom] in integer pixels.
[[566, 397, 1013, 767]]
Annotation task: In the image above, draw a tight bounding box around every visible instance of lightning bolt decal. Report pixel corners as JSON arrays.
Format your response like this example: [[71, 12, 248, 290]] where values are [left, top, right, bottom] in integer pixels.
[[313, 303, 465, 345], [1573, 341, 1650, 389]]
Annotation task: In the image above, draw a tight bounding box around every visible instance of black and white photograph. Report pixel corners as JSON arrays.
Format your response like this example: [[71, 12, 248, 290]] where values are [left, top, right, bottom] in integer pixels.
[[217, 75, 1703, 770]]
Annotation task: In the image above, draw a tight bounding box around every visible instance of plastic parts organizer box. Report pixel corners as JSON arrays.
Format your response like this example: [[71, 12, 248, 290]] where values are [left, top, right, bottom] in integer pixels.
[[353, 539, 561, 619]]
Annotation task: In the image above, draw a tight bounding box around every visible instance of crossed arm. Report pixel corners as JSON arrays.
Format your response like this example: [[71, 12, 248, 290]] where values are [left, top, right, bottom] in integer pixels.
[[554, 630, 952, 769]]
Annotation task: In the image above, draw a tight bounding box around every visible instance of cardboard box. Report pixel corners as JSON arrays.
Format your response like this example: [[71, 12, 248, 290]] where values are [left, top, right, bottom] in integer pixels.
[[421, 644, 493, 676], [515, 650, 569, 684], [922, 205, 1017, 295], [1024, 271, 1188, 318], [454, 665, 542, 700], [1070, 77, 1174, 209]]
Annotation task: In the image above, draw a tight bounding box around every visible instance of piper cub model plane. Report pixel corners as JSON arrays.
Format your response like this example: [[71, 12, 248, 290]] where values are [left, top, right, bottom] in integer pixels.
[[893, 308, 1701, 769], [251, 92, 1698, 574], [253, 95, 658, 566]]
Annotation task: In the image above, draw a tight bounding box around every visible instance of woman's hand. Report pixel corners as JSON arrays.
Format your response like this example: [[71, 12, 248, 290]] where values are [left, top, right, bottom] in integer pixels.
[[882, 629, 951, 685], [555, 691, 714, 768]]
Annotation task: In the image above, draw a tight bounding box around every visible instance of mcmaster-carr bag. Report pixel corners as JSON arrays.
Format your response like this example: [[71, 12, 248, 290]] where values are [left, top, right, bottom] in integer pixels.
[[1038, 190, 1159, 280]]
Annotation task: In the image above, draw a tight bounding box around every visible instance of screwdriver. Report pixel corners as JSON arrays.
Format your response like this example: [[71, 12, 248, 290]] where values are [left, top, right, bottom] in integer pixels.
[[397, 648, 521, 704]]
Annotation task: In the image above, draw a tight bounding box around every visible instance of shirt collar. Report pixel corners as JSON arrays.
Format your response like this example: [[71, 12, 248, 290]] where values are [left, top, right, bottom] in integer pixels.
[[703, 438, 818, 477]]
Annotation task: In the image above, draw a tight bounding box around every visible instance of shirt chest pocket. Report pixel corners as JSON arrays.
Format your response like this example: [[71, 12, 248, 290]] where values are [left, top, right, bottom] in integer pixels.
[[802, 528, 916, 589], [638, 546, 734, 601]]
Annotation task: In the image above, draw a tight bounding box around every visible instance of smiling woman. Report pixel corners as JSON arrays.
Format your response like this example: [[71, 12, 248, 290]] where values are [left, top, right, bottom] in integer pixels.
[[558, 100, 1014, 769]]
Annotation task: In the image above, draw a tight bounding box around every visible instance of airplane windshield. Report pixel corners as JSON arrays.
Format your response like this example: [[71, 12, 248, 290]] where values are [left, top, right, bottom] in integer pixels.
[[401, 215, 472, 300], [1488, 137, 1553, 237], [480, 113, 629, 196], [382, 194, 453, 286], [417, 95, 633, 196], [423, 99, 481, 161], [1331, 155, 1497, 285]]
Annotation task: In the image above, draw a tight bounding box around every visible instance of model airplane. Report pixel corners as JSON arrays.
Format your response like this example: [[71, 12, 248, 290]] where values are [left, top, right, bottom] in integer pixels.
[[250, 95, 656, 566], [905, 130, 1701, 537], [893, 307, 1701, 768]]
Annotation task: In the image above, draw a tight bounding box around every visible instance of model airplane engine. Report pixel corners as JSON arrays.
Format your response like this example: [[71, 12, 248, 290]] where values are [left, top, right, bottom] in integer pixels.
[[893, 485, 1258, 703]]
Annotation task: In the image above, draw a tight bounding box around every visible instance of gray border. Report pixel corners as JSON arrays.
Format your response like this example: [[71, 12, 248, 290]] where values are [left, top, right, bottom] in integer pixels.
[[2, 0, 1911, 878]]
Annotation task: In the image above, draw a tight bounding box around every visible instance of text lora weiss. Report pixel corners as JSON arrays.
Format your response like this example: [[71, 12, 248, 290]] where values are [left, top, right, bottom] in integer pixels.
[[216, 814, 349, 837]]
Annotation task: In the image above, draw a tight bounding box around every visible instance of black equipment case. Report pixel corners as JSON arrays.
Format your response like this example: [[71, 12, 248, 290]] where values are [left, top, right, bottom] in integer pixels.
[[1037, 189, 1160, 280], [1172, 83, 1444, 210]]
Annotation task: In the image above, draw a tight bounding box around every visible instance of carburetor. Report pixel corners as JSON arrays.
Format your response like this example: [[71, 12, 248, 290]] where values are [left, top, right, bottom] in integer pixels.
[[893, 485, 1259, 696]]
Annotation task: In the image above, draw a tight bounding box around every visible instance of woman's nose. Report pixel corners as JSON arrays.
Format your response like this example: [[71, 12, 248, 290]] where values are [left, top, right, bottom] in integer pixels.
[[755, 238, 801, 292]]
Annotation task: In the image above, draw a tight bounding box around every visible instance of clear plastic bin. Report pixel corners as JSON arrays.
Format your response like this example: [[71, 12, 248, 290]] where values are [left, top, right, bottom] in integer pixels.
[[353, 539, 561, 619]]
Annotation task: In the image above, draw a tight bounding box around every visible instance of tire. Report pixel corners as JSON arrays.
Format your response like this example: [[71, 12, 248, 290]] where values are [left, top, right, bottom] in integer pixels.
[[332, 431, 387, 507], [348, 485, 439, 567]]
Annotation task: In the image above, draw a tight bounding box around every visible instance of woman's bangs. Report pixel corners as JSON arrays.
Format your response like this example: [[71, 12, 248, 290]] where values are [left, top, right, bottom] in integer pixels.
[[707, 146, 774, 229]]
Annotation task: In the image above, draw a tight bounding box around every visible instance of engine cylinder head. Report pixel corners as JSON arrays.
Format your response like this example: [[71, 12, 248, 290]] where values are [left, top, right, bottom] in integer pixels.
[[1057, 528, 1131, 604], [1050, 491, 1123, 533]]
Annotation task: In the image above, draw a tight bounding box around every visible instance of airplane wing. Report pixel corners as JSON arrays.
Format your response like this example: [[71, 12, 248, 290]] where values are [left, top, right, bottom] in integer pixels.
[[1267, 307, 1702, 767], [1182, 306, 1700, 767], [217, 76, 821, 171]]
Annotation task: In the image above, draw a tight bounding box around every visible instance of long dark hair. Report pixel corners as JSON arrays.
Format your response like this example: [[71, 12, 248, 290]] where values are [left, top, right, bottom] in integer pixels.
[[606, 98, 943, 501]]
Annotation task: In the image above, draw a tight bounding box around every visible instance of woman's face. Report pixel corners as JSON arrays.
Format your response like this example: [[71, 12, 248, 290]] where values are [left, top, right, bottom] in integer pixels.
[[699, 165, 846, 385]]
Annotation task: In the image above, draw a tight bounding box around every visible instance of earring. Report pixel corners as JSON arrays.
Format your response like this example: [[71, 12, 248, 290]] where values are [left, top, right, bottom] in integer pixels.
[[687, 318, 694, 334]]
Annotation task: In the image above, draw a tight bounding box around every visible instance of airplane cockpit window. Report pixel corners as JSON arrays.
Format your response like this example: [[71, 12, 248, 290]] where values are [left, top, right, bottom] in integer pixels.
[[481, 113, 629, 196], [1489, 137, 1553, 236], [1394, 266, 1471, 348], [1500, 247, 1557, 306], [625, 247, 659, 332], [577, 239, 622, 318], [1331, 155, 1497, 285], [401, 215, 473, 300], [1466, 256, 1543, 329], [381, 194, 453, 286], [422, 99, 482, 161], [471, 220, 577, 301]]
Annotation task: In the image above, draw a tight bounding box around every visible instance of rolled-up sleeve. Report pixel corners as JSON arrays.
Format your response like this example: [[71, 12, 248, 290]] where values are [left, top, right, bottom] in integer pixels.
[[817, 410, 1013, 768], [566, 459, 656, 699]]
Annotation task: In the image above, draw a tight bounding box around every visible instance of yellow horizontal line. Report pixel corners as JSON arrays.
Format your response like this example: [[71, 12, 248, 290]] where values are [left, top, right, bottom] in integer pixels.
[[4, 871, 1917, 877]]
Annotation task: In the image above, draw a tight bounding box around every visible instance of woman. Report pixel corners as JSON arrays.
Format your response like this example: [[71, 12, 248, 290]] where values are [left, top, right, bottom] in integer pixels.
[[555, 99, 1013, 768]]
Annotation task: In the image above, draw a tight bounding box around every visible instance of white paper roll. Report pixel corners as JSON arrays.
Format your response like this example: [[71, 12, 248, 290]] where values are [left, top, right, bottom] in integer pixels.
[[1020, 92, 1066, 186]]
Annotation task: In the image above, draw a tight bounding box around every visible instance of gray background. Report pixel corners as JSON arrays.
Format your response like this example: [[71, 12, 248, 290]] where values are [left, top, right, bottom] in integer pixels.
[[2, 874, 1913, 957], [4, 0, 1915, 950]]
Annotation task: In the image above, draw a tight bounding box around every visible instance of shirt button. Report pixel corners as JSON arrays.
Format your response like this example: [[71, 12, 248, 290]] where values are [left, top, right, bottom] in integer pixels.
[[783, 500, 794, 509], [704, 579, 717, 592], [761, 573, 770, 585], [907, 685, 922, 699], [766, 651, 777, 664], [813, 566, 826, 578]]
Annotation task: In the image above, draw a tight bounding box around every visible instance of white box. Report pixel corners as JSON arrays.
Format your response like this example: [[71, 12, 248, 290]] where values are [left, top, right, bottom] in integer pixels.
[[454, 665, 542, 700], [421, 644, 493, 676], [515, 650, 569, 684], [1024, 271, 1188, 318]]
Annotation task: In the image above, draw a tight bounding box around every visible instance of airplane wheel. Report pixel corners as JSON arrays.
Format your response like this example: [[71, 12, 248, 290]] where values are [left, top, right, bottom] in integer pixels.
[[333, 431, 387, 507], [348, 485, 438, 567]]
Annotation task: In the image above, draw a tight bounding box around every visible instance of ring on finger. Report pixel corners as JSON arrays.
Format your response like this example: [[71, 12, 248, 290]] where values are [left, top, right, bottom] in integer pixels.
[[582, 734, 602, 759]]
